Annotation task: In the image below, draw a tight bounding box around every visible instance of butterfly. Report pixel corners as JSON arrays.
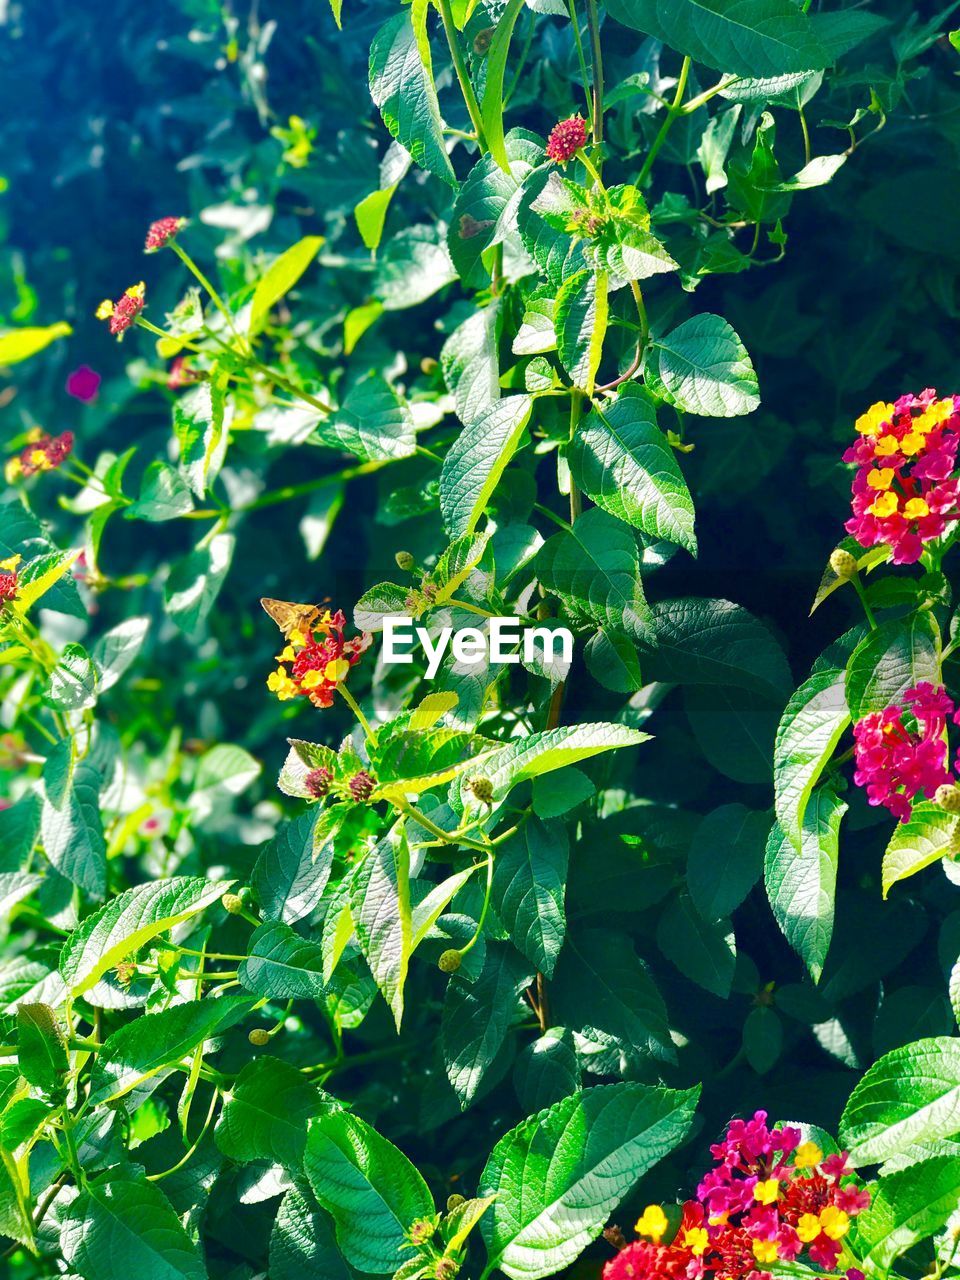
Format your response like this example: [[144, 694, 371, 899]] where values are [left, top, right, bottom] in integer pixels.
[[260, 597, 323, 640]]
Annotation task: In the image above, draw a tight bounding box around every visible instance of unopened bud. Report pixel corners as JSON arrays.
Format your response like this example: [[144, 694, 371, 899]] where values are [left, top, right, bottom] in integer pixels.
[[222, 892, 243, 914], [438, 949, 462, 974], [349, 770, 376, 803], [468, 775, 494, 805], [435, 1260, 458, 1280], [420, 357, 438, 375], [248, 1028, 271, 1046], [936, 784, 960, 813], [409, 1218, 436, 1246], [829, 548, 858, 579], [395, 550, 416, 571], [446, 1193, 466, 1211]]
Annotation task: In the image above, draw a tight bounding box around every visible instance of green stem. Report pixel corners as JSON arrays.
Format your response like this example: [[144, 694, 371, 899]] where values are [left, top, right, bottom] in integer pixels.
[[446, 597, 499, 618], [170, 241, 248, 350], [852, 576, 877, 630], [337, 682, 379, 746], [585, 0, 604, 147], [637, 54, 691, 186], [798, 101, 812, 166], [568, 391, 584, 523], [437, 0, 488, 150], [457, 855, 494, 957], [682, 75, 738, 115], [147, 1088, 220, 1182], [575, 147, 605, 192], [567, 0, 594, 127], [396, 799, 489, 853]]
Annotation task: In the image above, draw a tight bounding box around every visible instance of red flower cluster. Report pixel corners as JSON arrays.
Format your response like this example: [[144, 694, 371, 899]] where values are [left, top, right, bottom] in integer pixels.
[[167, 356, 198, 390], [0, 555, 20, 603], [546, 115, 587, 164], [96, 282, 146, 337], [304, 766, 334, 799], [604, 1112, 869, 1280], [145, 216, 186, 252], [853, 682, 956, 821], [844, 390, 960, 564], [5, 429, 74, 482], [266, 609, 371, 708]]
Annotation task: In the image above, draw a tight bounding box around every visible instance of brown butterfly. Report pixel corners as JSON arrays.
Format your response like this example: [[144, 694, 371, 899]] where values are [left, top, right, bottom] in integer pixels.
[[260, 597, 322, 640]]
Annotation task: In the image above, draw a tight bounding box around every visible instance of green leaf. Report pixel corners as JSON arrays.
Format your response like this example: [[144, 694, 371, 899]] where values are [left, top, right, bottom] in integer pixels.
[[687, 804, 769, 921], [845, 613, 941, 719], [442, 945, 532, 1105], [452, 720, 650, 813], [765, 788, 845, 982], [173, 378, 227, 499], [531, 766, 595, 818], [88, 995, 254, 1105], [0, 322, 72, 365], [839, 1037, 960, 1166], [376, 224, 458, 310], [536, 507, 654, 644], [239, 920, 326, 999], [91, 616, 150, 693], [551, 928, 675, 1064], [492, 818, 568, 976], [369, 11, 456, 187], [127, 460, 195, 522], [60, 1172, 208, 1280], [441, 304, 501, 426], [513, 288, 556, 355], [656, 892, 736, 997], [449, 133, 543, 288], [60, 875, 233, 997], [555, 269, 608, 395], [480, 0, 527, 172], [602, 0, 830, 77], [17, 1003, 68, 1092], [252, 811, 333, 924], [569, 385, 696, 552], [643, 597, 791, 698], [249, 235, 324, 335], [584, 628, 643, 693], [41, 753, 106, 900], [164, 531, 235, 636], [45, 642, 99, 712], [743, 1006, 782, 1074], [513, 1028, 581, 1112], [305, 1108, 435, 1274], [644, 314, 760, 417], [856, 1155, 960, 1268], [355, 186, 396, 252], [774, 665, 850, 851], [350, 827, 411, 1030], [478, 1081, 700, 1280], [216, 1056, 328, 1169], [882, 803, 957, 898], [440, 395, 533, 537], [13, 548, 81, 615], [314, 374, 416, 462], [0, 793, 41, 869], [270, 1184, 353, 1280]]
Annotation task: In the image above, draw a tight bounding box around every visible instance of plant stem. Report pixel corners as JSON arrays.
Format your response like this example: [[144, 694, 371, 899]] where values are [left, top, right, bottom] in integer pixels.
[[147, 1087, 220, 1182], [457, 855, 494, 957], [337, 682, 378, 746], [437, 0, 488, 150], [637, 55, 691, 186], [170, 241, 248, 351], [852, 576, 877, 630], [396, 799, 490, 853], [567, 0, 593, 127], [585, 0, 603, 147], [568, 391, 584, 522]]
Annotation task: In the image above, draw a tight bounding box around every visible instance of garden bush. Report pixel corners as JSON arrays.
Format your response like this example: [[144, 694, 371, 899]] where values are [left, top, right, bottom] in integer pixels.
[[3, 0, 960, 1277]]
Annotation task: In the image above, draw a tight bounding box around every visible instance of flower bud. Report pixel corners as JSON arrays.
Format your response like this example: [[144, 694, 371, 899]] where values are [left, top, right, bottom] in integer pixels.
[[349, 770, 376, 802], [435, 1260, 458, 1280], [420, 357, 438, 375], [936, 784, 960, 813], [395, 550, 416, 571], [468, 775, 494, 805], [248, 1028, 271, 1046], [438, 949, 462, 974], [304, 766, 333, 799], [222, 892, 244, 914], [446, 1194, 466, 1212], [829, 548, 858, 579], [409, 1218, 436, 1246]]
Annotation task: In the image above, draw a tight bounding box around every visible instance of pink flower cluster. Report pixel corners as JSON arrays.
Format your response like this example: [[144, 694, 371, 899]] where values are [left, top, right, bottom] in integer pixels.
[[844, 390, 960, 564], [546, 115, 587, 164], [603, 1111, 869, 1280], [853, 682, 956, 821]]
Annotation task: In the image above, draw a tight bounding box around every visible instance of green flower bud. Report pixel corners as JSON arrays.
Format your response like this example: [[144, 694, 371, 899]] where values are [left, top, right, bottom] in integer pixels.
[[248, 1028, 271, 1046], [438, 949, 462, 974], [829, 548, 858, 579], [446, 1194, 466, 1212], [936, 784, 960, 814], [395, 550, 416, 571], [468, 775, 494, 805], [222, 892, 244, 914]]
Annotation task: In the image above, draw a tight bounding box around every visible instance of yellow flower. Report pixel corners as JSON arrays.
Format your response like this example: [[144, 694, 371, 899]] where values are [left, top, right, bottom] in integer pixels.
[[797, 1213, 821, 1243], [683, 1228, 710, 1256], [708, 1212, 729, 1227], [324, 658, 350, 683], [855, 401, 894, 436], [125, 281, 146, 300], [266, 668, 297, 700], [793, 1141, 822, 1169], [900, 431, 925, 456], [635, 1205, 668, 1243], [868, 491, 899, 518], [752, 1239, 779, 1265], [301, 669, 323, 690], [904, 497, 930, 520], [753, 1179, 780, 1205], [0, 554, 21, 572], [866, 467, 894, 491], [874, 434, 899, 456], [819, 1206, 849, 1241], [289, 628, 306, 647], [4, 457, 23, 483], [280, 646, 296, 662], [95, 299, 115, 319]]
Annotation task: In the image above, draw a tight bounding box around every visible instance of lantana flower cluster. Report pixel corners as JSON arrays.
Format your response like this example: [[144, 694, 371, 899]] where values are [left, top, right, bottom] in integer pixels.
[[0, 555, 20, 603], [96, 282, 146, 338], [852, 682, 957, 822], [145, 216, 186, 252], [5, 429, 74, 482], [604, 1112, 869, 1280], [546, 114, 587, 164], [266, 609, 371, 708], [844, 390, 960, 564]]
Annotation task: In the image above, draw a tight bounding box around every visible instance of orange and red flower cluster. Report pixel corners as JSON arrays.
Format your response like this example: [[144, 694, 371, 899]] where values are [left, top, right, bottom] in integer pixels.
[[853, 682, 957, 822], [546, 115, 587, 164], [844, 390, 960, 564], [0, 555, 21, 603], [604, 1112, 869, 1280], [5, 429, 74, 482], [96, 282, 146, 337], [266, 609, 371, 708]]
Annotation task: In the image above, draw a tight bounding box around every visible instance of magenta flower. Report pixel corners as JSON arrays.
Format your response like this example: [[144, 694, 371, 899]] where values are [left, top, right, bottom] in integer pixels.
[[853, 682, 956, 821], [66, 365, 101, 403]]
